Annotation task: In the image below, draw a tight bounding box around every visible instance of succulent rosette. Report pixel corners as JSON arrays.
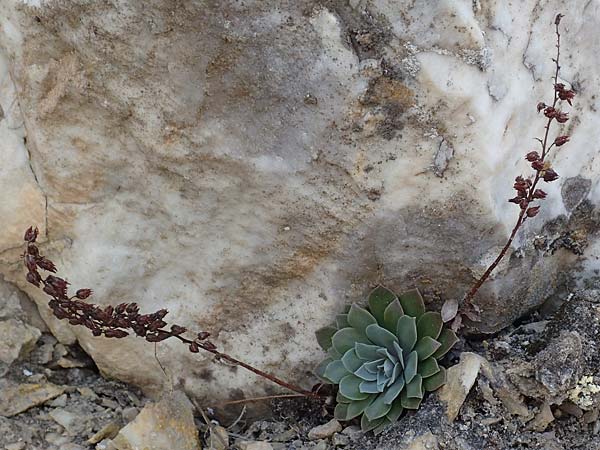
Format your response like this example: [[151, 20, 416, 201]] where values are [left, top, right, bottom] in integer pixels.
[[315, 287, 458, 433]]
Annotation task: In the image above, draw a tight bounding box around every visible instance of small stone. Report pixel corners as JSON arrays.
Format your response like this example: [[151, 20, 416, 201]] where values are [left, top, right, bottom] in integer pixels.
[[238, 442, 274, 450], [341, 426, 362, 440], [332, 432, 350, 446], [101, 398, 120, 410], [95, 439, 118, 450], [308, 419, 342, 440], [0, 381, 65, 417], [5, 443, 26, 450], [49, 394, 67, 408], [78, 387, 97, 399], [0, 319, 41, 365], [209, 425, 229, 450], [121, 406, 139, 422], [404, 432, 439, 450], [111, 390, 200, 450], [559, 400, 584, 418], [88, 422, 121, 444], [438, 352, 484, 422], [57, 356, 88, 369], [312, 441, 328, 450], [583, 407, 599, 424], [45, 433, 71, 446], [49, 408, 79, 435], [526, 402, 554, 432]]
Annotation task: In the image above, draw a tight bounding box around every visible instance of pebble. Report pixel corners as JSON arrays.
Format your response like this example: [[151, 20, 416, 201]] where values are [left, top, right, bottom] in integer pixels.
[[87, 421, 120, 444], [308, 419, 342, 440], [49, 394, 68, 408], [312, 441, 329, 450], [0, 381, 65, 417], [341, 426, 362, 440], [238, 442, 274, 450], [121, 406, 139, 422], [438, 352, 485, 422], [332, 433, 349, 446], [5, 443, 26, 450]]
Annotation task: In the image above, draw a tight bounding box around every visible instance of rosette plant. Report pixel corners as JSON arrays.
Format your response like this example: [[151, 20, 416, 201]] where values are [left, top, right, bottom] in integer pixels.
[[315, 287, 458, 433]]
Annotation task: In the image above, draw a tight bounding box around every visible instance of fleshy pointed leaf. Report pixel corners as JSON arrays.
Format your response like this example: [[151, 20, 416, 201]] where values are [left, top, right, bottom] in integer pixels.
[[342, 349, 363, 372], [399, 289, 425, 318], [417, 357, 440, 378], [432, 328, 459, 359], [364, 394, 392, 421], [423, 366, 446, 392], [336, 314, 350, 329], [368, 286, 397, 324], [417, 311, 443, 340], [348, 304, 377, 332], [390, 363, 401, 386], [328, 346, 342, 359], [337, 390, 352, 404], [373, 418, 392, 435], [405, 374, 423, 399], [346, 395, 376, 420], [400, 388, 423, 409], [361, 414, 385, 432], [383, 299, 403, 333], [415, 336, 442, 361], [355, 364, 378, 381], [315, 325, 337, 350], [334, 402, 350, 420], [386, 399, 404, 422], [441, 299, 459, 322], [359, 380, 380, 394], [323, 360, 350, 383], [396, 315, 417, 353], [339, 374, 370, 400], [332, 328, 369, 355], [314, 358, 333, 381], [366, 324, 398, 351], [363, 359, 384, 373], [392, 342, 404, 367], [355, 343, 381, 360], [403, 351, 418, 384], [382, 376, 405, 405]]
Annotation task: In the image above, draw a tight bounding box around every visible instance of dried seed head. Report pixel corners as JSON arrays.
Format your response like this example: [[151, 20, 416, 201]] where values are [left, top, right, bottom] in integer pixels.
[[537, 102, 546, 113], [75, 288, 93, 299], [26, 271, 42, 287], [37, 258, 57, 273], [533, 189, 548, 199], [27, 244, 39, 257], [543, 168, 559, 182], [25, 254, 38, 272], [526, 206, 541, 217], [525, 151, 540, 162], [105, 329, 129, 338], [24, 226, 39, 243], [544, 106, 557, 118], [189, 342, 199, 353], [170, 325, 187, 335], [197, 331, 211, 340], [531, 160, 545, 171]]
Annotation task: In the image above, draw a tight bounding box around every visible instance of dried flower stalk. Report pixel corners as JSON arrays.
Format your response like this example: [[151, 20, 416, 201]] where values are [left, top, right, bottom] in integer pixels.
[[22, 226, 319, 398], [462, 14, 574, 317]]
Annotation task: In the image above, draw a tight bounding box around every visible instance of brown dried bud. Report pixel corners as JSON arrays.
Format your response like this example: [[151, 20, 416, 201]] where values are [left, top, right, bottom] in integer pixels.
[[555, 112, 569, 123], [27, 244, 39, 257], [531, 160, 545, 171], [525, 151, 540, 162], [202, 342, 217, 351], [26, 270, 42, 287], [126, 303, 139, 314], [170, 325, 187, 335], [189, 342, 199, 353], [537, 102, 546, 113], [154, 309, 168, 320], [532, 189, 547, 199], [544, 107, 557, 118], [115, 303, 127, 314], [24, 226, 39, 243], [554, 135, 570, 146], [75, 288, 93, 299], [37, 258, 57, 273], [526, 206, 541, 217], [519, 198, 529, 210], [197, 331, 211, 340], [92, 328, 102, 337], [559, 90, 575, 105], [25, 254, 37, 271], [105, 329, 129, 338], [543, 168, 559, 182]]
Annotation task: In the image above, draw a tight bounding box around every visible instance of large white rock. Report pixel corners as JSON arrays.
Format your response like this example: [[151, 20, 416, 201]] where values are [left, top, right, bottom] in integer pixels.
[[0, 0, 599, 402]]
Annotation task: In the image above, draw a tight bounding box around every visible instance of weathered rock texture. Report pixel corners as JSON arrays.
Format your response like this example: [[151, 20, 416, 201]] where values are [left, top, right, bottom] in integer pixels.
[[0, 0, 599, 401]]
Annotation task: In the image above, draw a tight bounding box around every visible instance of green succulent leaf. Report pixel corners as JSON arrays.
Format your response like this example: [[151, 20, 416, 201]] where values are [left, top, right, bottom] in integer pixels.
[[400, 388, 423, 409], [360, 414, 386, 432], [346, 394, 376, 420], [396, 315, 417, 353], [368, 286, 397, 325], [339, 374, 370, 400], [417, 357, 440, 378], [348, 304, 377, 332], [423, 366, 446, 392], [373, 418, 392, 436], [364, 394, 392, 421], [332, 328, 369, 355], [416, 311, 443, 340], [414, 336, 442, 361], [341, 349, 363, 372], [365, 324, 398, 351], [406, 374, 423, 399], [382, 376, 405, 405], [328, 345, 342, 360], [386, 399, 404, 422], [336, 314, 350, 329], [337, 390, 352, 404], [315, 326, 337, 350], [383, 299, 404, 334], [403, 351, 418, 384], [398, 289, 426, 318], [432, 328, 459, 359], [324, 360, 350, 383], [334, 402, 350, 421], [314, 358, 333, 381], [355, 364, 378, 382], [355, 343, 381, 360], [359, 380, 380, 394]]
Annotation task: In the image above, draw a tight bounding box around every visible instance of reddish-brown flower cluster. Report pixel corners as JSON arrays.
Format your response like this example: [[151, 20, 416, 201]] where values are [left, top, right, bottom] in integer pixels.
[[23, 227, 213, 351]]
